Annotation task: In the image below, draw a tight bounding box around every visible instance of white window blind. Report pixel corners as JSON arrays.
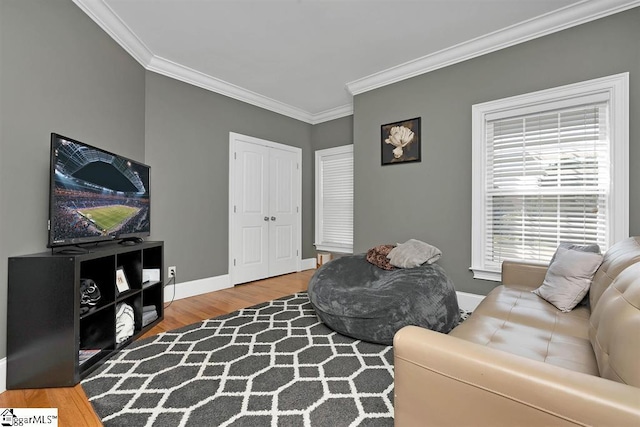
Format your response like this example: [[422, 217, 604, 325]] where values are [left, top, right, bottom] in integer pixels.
[[486, 103, 609, 267], [471, 73, 629, 281], [315, 145, 353, 253]]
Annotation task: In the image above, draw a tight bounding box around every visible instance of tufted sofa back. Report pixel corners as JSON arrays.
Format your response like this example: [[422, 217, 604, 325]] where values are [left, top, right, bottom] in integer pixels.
[[589, 236, 640, 309], [588, 238, 640, 387]]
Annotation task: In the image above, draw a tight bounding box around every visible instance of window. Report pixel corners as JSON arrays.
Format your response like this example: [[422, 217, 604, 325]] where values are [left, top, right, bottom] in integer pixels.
[[471, 74, 628, 281], [315, 145, 354, 253]]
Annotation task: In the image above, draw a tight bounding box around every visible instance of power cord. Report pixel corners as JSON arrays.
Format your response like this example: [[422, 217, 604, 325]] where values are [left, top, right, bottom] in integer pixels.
[[164, 270, 177, 309]]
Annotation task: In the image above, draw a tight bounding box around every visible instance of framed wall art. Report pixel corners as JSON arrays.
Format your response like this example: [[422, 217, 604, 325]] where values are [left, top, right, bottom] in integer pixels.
[[381, 117, 421, 165]]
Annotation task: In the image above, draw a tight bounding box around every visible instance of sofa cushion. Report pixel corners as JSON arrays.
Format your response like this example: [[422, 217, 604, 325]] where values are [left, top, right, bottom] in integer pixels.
[[532, 248, 603, 312], [451, 285, 598, 375], [589, 236, 640, 309], [589, 262, 640, 386], [471, 284, 592, 335]]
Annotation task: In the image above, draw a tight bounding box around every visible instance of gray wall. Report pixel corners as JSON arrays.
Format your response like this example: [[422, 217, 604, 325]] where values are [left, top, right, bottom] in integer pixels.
[[0, 0, 146, 357], [353, 7, 640, 295], [144, 72, 314, 282], [311, 116, 354, 151]]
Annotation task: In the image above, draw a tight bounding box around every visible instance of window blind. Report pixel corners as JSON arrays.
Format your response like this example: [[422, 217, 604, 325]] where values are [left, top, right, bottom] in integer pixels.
[[485, 103, 609, 266], [315, 146, 353, 252]]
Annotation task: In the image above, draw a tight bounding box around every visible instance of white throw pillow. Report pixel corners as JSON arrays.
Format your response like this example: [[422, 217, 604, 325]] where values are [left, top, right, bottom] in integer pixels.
[[387, 239, 441, 268], [532, 247, 603, 312]]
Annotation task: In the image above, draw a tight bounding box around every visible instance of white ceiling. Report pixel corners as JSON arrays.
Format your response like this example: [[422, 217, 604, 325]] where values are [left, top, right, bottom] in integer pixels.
[[73, 0, 639, 123]]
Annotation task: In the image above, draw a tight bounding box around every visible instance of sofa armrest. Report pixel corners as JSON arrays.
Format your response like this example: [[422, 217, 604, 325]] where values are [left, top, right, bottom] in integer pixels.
[[394, 326, 640, 427], [501, 259, 548, 290]]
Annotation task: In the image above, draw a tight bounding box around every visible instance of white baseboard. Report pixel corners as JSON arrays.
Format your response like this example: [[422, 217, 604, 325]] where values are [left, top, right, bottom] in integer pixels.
[[456, 291, 485, 312], [164, 274, 231, 302], [300, 258, 317, 271], [164, 261, 318, 304], [0, 357, 6, 393]]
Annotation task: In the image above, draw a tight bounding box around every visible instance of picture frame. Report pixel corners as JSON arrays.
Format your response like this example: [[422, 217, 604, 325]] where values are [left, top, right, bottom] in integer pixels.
[[381, 117, 421, 165], [115, 267, 130, 294]]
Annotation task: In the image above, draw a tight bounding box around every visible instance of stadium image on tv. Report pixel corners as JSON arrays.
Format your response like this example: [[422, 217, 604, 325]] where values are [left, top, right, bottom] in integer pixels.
[[49, 134, 150, 247]]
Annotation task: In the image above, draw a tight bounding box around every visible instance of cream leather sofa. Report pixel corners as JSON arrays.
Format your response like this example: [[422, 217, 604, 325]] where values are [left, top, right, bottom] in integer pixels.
[[394, 236, 640, 426]]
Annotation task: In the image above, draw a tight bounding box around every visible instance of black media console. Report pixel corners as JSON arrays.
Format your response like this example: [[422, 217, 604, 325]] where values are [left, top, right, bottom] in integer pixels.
[[7, 241, 164, 389]]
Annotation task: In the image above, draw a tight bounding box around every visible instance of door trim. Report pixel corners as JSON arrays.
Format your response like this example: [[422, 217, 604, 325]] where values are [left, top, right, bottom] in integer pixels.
[[228, 132, 302, 285]]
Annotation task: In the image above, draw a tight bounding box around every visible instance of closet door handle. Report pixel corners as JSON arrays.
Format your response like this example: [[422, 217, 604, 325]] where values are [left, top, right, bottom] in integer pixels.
[[264, 217, 270, 221], [271, 216, 276, 221]]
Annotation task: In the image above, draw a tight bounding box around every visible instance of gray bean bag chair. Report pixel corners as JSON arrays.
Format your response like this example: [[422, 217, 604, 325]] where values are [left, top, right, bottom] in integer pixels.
[[308, 254, 459, 345]]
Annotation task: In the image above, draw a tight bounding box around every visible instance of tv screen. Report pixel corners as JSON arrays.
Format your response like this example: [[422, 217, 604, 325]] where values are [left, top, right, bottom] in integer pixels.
[[48, 133, 150, 248]]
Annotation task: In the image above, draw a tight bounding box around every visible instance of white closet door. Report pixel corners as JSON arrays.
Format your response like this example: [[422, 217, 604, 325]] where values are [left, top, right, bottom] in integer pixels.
[[231, 140, 270, 284], [268, 147, 299, 276], [229, 133, 301, 285]]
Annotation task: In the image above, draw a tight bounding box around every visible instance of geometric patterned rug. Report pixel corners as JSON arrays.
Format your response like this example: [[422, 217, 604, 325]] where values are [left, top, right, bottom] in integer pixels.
[[82, 292, 395, 427]]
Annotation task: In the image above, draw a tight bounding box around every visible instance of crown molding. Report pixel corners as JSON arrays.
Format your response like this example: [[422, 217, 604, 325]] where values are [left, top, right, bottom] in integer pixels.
[[146, 56, 315, 123], [149, 56, 352, 123], [309, 104, 354, 125], [346, 0, 640, 95], [72, 0, 153, 65]]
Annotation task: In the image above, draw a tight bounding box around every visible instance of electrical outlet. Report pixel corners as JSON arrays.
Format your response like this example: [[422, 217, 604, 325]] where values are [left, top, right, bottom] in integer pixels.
[[168, 266, 176, 277]]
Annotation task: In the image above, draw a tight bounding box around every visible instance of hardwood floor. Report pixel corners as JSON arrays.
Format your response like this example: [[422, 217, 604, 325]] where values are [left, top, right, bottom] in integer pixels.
[[0, 269, 314, 426]]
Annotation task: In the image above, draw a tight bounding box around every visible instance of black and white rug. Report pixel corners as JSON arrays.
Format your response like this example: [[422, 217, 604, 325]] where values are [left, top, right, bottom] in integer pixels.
[[82, 293, 395, 426]]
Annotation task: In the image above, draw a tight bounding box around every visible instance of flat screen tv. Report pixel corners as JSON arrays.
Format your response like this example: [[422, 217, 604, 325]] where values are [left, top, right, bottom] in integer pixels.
[[48, 133, 150, 248]]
